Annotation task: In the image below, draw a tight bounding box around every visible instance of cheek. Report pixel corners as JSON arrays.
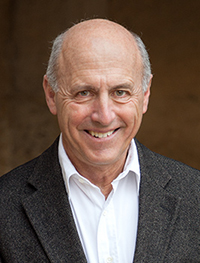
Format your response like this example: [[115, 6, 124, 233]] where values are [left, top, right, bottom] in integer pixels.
[[63, 103, 91, 129], [123, 98, 144, 121]]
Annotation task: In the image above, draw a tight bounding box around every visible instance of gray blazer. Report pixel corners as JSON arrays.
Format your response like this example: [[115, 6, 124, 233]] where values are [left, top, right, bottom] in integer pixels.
[[0, 138, 199, 262]]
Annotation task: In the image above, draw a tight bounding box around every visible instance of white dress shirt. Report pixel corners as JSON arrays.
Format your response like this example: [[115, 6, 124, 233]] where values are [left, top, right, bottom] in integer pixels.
[[58, 135, 140, 263]]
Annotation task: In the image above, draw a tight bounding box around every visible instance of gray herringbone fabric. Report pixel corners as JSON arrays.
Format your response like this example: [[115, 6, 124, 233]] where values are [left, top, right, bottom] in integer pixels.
[[0, 137, 199, 262]]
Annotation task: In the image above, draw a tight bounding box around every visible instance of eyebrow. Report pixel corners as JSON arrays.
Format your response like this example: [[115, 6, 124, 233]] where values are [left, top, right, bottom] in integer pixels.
[[70, 85, 97, 93], [111, 83, 134, 90], [70, 82, 134, 93]]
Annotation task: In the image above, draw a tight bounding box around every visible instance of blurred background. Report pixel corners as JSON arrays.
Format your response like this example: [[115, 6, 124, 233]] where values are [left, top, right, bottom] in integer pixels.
[[1, 0, 200, 175]]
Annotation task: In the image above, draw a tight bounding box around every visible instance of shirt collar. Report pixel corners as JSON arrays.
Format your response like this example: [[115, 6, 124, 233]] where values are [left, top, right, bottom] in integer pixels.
[[58, 134, 141, 197], [114, 139, 140, 193]]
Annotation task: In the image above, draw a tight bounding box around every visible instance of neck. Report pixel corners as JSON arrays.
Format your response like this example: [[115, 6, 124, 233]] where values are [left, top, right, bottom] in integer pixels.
[[72, 157, 127, 199]]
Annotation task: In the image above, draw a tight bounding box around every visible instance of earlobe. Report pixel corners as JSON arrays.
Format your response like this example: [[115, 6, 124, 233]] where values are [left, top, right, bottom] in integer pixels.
[[142, 74, 152, 114], [43, 75, 57, 115]]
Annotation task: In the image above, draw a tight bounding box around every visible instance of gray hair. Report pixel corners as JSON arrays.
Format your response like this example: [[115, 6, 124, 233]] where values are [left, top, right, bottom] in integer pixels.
[[46, 27, 151, 93], [131, 32, 152, 92], [46, 32, 66, 92]]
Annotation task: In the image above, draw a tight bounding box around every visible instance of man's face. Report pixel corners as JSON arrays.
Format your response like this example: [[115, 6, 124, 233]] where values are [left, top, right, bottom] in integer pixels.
[[44, 32, 151, 172]]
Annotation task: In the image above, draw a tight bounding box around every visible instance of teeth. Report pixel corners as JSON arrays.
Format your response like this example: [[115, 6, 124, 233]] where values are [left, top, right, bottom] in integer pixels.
[[89, 130, 115, 138]]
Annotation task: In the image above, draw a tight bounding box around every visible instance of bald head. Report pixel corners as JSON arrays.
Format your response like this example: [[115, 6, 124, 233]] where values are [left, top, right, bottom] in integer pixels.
[[64, 19, 136, 47], [46, 19, 151, 92]]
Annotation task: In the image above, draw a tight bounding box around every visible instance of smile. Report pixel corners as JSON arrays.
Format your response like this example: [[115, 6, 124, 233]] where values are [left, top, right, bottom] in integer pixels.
[[86, 129, 116, 138]]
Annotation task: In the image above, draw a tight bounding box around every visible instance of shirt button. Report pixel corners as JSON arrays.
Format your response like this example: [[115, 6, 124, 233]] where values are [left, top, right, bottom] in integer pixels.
[[78, 178, 85, 184], [103, 211, 107, 216], [107, 257, 113, 262]]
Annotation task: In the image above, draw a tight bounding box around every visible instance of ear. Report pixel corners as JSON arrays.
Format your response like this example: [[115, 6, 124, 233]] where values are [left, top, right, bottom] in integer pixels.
[[43, 75, 57, 115], [142, 74, 152, 114]]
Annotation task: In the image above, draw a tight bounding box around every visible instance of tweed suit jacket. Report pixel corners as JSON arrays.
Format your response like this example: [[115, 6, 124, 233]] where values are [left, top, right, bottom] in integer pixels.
[[0, 137, 199, 262]]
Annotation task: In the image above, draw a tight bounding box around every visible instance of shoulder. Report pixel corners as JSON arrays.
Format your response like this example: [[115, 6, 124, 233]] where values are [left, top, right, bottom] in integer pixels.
[[135, 139, 200, 174], [135, 139, 200, 196], [0, 138, 59, 199], [0, 157, 37, 195]]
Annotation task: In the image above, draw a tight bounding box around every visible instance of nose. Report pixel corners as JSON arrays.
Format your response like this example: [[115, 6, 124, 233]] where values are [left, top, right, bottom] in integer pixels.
[[91, 93, 115, 126]]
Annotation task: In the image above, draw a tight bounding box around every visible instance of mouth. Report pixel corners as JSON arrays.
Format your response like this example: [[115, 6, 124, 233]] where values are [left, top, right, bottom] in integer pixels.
[[85, 129, 119, 138]]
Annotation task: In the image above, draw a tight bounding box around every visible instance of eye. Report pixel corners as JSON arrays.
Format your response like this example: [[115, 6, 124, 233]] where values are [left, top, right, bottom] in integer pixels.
[[114, 90, 126, 97], [79, 90, 90, 96], [111, 88, 132, 103]]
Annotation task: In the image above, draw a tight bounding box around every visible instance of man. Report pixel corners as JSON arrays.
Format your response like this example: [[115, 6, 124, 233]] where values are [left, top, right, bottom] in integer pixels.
[[0, 19, 199, 263]]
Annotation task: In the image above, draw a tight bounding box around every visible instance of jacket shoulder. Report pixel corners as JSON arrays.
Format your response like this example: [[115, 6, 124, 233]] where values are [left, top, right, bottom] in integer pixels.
[[136, 139, 200, 173], [0, 138, 59, 201], [135, 139, 200, 196]]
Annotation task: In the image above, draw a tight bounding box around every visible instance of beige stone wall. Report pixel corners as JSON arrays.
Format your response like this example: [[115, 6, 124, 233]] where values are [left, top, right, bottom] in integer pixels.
[[1, 0, 200, 175]]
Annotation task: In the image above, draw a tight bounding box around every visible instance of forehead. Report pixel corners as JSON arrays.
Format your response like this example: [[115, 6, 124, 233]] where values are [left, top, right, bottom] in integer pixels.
[[58, 21, 143, 85]]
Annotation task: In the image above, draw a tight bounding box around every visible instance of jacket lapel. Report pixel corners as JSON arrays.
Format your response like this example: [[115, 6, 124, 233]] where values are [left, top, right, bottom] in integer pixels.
[[134, 141, 181, 263], [22, 139, 87, 263]]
